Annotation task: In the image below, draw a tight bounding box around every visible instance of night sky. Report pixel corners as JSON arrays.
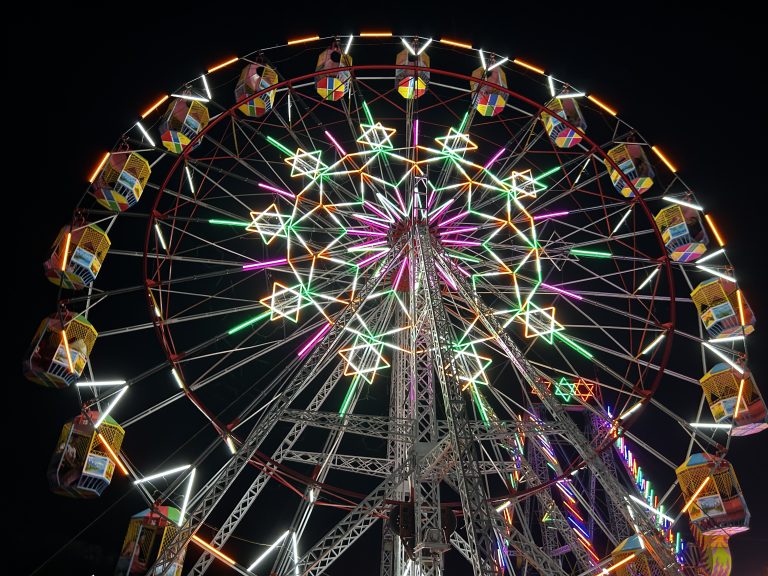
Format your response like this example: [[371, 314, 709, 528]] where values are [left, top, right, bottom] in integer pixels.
[[10, 5, 767, 575]]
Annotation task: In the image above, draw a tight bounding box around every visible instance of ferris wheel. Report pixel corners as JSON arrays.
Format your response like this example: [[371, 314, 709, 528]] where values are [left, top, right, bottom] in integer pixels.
[[26, 33, 764, 576]]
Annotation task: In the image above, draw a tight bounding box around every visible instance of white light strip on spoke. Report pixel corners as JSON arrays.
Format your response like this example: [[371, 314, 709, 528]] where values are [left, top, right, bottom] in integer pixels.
[[77, 380, 126, 387], [707, 335, 744, 343], [636, 267, 660, 291], [200, 75, 212, 99], [248, 530, 290, 570], [613, 208, 632, 234], [697, 248, 725, 263], [171, 368, 185, 389], [170, 93, 209, 102], [618, 402, 643, 420], [225, 435, 237, 454], [696, 264, 735, 283], [703, 343, 744, 374], [690, 422, 732, 430], [292, 532, 300, 576], [417, 38, 432, 55], [401, 38, 416, 55], [134, 464, 191, 485], [154, 223, 168, 251], [556, 92, 585, 99], [662, 196, 703, 211], [628, 495, 674, 522], [135, 122, 156, 147], [479, 49, 487, 70], [185, 166, 195, 194], [178, 468, 196, 525], [344, 35, 353, 54], [487, 57, 508, 71], [640, 333, 665, 355], [547, 75, 555, 97], [95, 386, 129, 427]]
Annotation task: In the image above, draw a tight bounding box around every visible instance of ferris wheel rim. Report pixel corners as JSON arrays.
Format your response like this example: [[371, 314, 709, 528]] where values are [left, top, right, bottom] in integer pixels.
[[140, 62, 677, 427]]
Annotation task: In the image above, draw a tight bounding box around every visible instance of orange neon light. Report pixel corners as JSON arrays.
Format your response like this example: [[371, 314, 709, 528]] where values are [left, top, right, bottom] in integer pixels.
[[207, 57, 239, 73], [97, 432, 129, 475], [682, 477, 711, 513], [439, 38, 473, 50], [587, 94, 617, 116], [734, 379, 745, 419], [61, 332, 74, 373], [287, 35, 320, 45], [602, 553, 637, 573], [512, 58, 545, 75], [360, 31, 392, 37], [704, 214, 725, 247], [88, 152, 110, 183], [61, 232, 72, 271], [651, 145, 678, 173], [736, 289, 746, 326], [191, 535, 236, 565], [141, 95, 169, 119]]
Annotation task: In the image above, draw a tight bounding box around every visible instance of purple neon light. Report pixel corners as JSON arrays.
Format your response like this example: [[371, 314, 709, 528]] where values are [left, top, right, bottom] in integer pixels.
[[298, 322, 332, 358], [540, 283, 583, 300], [394, 188, 408, 214], [242, 258, 288, 271], [484, 147, 506, 169], [357, 249, 390, 268], [364, 202, 393, 222], [350, 239, 388, 250], [533, 211, 569, 221], [259, 182, 296, 199], [438, 226, 478, 236], [428, 199, 455, 223], [324, 130, 347, 156], [346, 229, 388, 237], [352, 214, 390, 230], [393, 256, 409, 290], [437, 210, 468, 227], [442, 239, 481, 247], [435, 262, 457, 290]]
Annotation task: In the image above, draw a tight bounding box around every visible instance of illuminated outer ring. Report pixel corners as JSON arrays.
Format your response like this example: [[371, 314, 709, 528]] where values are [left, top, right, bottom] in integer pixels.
[[144, 64, 675, 434]]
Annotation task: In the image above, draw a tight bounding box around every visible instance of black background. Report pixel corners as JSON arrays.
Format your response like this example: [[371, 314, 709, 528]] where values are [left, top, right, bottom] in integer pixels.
[[9, 4, 767, 575]]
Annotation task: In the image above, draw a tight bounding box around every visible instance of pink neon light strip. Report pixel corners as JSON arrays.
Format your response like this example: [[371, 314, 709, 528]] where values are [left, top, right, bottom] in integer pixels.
[[242, 258, 288, 271], [393, 188, 407, 215], [259, 182, 296, 199], [533, 211, 569, 221], [438, 226, 477, 236], [364, 202, 392, 222], [358, 249, 390, 268], [484, 147, 506, 169], [393, 256, 409, 290], [541, 283, 583, 300], [437, 210, 468, 227], [346, 229, 388, 237], [435, 262, 457, 290], [324, 130, 347, 156], [442, 239, 481, 247], [352, 214, 390, 230], [428, 199, 455, 223], [298, 322, 332, 358]]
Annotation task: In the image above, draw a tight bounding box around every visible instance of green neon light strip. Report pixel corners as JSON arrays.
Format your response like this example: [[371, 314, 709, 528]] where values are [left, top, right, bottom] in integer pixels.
[[209, 219, 248, 227], [534, 165, 561, 181], [339, 375, 361, 416], [266, 135, 293, 156], [569, 248, 612, 258], [554, 332, 594, 359], [458, 112, 469, 132], [227, 310, 271, 335], [361, 101, 374, 125]]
